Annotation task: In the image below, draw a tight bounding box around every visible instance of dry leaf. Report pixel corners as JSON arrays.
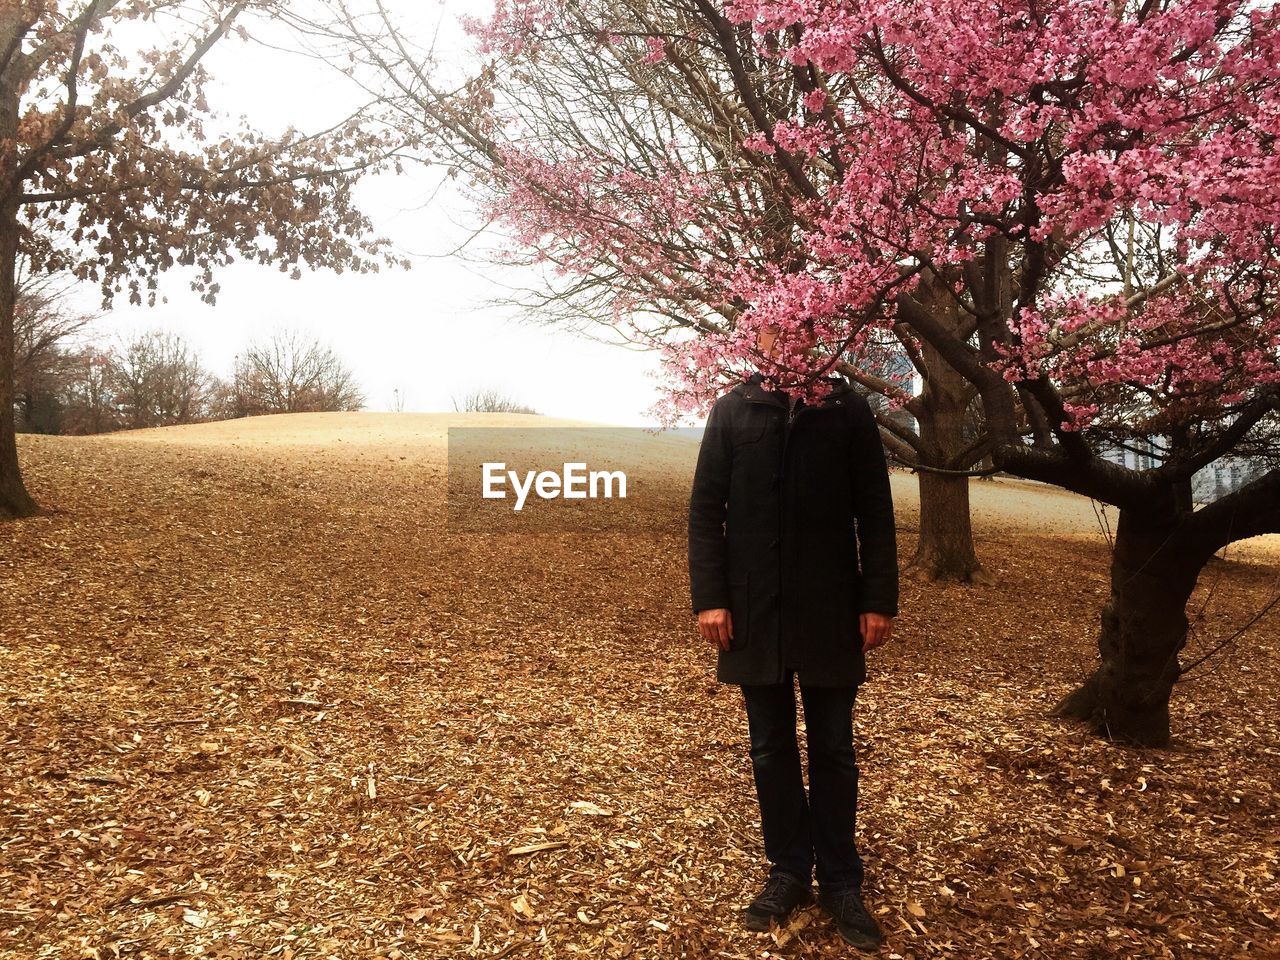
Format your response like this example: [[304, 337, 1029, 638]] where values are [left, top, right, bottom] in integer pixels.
[[569, 800, 614, 816], [9, 416, 1278, 960], [508, 841, 568, 856]]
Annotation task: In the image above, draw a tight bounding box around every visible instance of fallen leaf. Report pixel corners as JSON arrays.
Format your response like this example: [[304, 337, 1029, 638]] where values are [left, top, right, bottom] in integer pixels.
[[569, 800, 614, 816]]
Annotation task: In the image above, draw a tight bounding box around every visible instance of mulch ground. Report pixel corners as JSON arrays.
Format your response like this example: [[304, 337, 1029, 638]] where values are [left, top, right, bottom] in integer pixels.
[[2, 424, 1278, 960]]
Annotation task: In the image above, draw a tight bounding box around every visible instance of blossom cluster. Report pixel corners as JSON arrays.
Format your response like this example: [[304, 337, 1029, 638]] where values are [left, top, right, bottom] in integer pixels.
[[461, 0, 1280, 432]]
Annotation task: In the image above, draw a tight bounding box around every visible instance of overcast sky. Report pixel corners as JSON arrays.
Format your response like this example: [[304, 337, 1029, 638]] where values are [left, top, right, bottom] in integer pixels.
[[59, 1, 673, 427]]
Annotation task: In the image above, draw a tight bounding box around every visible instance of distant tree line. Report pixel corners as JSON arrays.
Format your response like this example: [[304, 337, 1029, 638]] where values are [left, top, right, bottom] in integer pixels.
[[451, 389, 540, 415], [14, 278, 363, 435]]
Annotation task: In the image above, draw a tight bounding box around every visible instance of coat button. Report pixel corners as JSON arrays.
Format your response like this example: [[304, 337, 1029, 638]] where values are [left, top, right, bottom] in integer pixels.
[[769, 538, 780, 549]]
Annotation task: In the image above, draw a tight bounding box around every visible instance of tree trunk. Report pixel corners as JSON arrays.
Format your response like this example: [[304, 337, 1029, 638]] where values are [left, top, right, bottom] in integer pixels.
[[1053, 507, 1202, 747], [913, 468, 986, 581], [0, 72, 38, 519], [909, 338, 989, 582], [0, 276, 34, 518]]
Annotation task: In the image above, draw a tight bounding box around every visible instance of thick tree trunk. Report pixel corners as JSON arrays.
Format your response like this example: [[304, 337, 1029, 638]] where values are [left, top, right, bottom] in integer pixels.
[[0, 73, 38, 519], [913, 469, 987, 581], [909, 338, 990, 582], [0, 208, 36, 517], [0, 279, 34, 518], [1053, 507, 1202, 747]]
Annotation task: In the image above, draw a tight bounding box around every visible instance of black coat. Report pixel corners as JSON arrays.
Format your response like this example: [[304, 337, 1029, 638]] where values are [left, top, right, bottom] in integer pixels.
[[688, 373, 899, 687]]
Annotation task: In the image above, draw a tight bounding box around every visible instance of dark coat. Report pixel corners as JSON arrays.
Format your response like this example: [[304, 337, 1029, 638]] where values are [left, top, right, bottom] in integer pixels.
[[688, 373, 899, 687]]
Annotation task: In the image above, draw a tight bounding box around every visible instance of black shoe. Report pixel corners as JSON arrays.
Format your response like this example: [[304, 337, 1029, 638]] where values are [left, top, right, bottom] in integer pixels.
[[818, 885, 882, 951], [743, 872, 813, 932]]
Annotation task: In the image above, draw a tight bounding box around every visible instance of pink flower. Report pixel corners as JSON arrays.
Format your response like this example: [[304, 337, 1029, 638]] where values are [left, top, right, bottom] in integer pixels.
[[802, 88, 827, 112], [456, 0, 1280, 427]]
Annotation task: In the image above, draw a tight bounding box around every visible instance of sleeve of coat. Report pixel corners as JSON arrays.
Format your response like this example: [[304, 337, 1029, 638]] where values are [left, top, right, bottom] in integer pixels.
[[688, 399, 733, 614], [850, 396, 900, 617]]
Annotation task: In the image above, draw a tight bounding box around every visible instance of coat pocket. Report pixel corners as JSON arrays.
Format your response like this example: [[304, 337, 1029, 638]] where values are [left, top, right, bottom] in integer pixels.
[[729, 407, 774, 446], [727, 573, 751, 651]]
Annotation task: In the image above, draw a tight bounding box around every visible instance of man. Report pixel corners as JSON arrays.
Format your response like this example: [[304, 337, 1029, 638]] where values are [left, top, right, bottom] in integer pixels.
[[687, 323, 898, 951]]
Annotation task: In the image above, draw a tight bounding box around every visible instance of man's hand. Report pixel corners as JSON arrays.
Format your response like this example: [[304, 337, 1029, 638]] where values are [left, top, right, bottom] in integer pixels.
[[697, 608, 733, 651], [860, 612, 894, 653]]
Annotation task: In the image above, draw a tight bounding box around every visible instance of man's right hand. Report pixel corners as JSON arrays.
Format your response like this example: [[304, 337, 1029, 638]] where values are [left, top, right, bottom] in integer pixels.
[[697, 608, 733, 651]]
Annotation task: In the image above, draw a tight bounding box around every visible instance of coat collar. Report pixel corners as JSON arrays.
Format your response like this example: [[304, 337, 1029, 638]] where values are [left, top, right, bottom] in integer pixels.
[[734, 371, 854, 408]]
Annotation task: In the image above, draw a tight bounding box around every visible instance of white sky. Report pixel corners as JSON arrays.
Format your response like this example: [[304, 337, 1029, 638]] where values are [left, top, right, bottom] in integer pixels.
[[59, 1, 673, 427]]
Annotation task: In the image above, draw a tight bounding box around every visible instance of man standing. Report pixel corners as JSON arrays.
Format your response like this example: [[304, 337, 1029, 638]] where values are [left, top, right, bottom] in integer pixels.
[[687, 324, 899, 951]]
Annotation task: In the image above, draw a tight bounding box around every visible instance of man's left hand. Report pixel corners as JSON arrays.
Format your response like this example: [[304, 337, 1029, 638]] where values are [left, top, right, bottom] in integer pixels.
[[860, 612, 894, 653]]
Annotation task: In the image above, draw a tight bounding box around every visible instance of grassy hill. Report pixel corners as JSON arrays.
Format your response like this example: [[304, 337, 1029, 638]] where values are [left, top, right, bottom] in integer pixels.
[[2, 414, 1277, 958]]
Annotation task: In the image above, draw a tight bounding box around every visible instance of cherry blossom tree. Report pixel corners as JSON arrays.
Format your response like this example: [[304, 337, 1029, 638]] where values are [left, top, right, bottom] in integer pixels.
[[324, 0, 996, 582], [340, 0, 1280, 745], [695, 0, 1280, 746], [0, 1, 407, 517]]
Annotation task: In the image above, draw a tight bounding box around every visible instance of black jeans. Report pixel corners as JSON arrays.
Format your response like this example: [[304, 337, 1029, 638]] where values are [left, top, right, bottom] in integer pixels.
[[740, 670, 863, 891]]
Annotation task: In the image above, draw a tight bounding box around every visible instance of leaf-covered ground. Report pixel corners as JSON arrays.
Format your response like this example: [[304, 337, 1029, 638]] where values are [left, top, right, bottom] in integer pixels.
[[2, 413, 1278, 960]]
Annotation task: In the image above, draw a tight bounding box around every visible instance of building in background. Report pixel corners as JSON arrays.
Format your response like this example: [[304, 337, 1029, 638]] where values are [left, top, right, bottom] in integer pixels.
[[1099, 439, 1265, 503]]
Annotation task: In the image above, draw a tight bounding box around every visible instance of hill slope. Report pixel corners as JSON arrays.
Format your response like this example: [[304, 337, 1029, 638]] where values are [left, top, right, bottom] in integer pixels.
[[2, 416, 1277, 958]]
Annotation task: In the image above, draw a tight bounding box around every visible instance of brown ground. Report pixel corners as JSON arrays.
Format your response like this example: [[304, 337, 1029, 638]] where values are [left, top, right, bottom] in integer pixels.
[[2, 412, 1278, 960]]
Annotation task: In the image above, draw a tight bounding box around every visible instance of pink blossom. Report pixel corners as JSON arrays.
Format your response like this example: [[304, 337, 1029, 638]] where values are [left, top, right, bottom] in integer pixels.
[[456, 0, 1280, 431]]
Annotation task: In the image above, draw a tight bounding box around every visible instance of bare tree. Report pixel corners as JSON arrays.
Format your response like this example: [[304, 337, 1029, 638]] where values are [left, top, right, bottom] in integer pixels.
[[452, 389, 539, 415], [60, 346, 115, 435], [232, 329, 364, 415], [106, 330, 215, 429], [13, 266, 95, 434]]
